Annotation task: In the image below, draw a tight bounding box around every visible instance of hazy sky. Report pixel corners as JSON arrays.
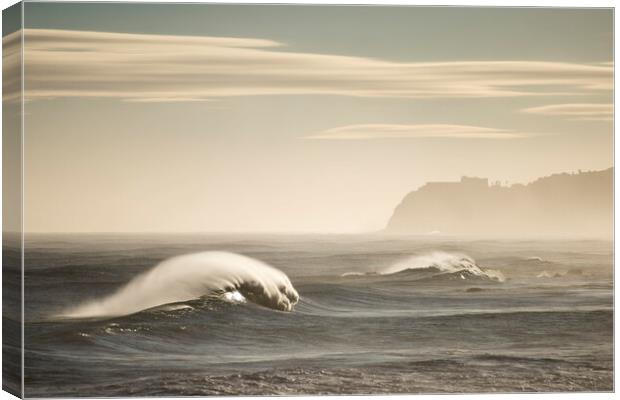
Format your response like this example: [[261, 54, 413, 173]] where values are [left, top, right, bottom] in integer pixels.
[[13, 4, 613, 233]]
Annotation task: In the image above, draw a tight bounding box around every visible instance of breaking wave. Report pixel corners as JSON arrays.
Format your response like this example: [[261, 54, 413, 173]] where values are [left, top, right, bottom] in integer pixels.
[[343, 252, 505, 282], [60, 252, 299, 319], [383, 252, 505, 282]]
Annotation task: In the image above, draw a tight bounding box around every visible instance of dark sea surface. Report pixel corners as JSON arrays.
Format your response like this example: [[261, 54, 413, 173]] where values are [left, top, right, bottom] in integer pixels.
[[21, 234, 613, 396]]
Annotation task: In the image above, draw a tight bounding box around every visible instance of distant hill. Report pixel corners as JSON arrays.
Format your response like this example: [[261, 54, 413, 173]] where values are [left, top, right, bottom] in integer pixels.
[[385, 168, 613, 238]]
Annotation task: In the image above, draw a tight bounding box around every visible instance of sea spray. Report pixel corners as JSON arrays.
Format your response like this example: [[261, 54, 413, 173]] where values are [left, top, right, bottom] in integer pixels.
[[60, 251, 299, 319]]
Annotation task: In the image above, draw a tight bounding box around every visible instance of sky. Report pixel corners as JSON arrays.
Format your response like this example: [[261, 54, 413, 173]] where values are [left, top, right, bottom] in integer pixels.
[[6, 4, 613, 233]]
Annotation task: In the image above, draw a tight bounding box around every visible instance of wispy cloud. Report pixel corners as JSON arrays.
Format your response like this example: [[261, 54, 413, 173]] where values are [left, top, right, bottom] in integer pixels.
[[521, 103, 613, 121], [3, 29, 613, 102], [306, 124, 533, 140]]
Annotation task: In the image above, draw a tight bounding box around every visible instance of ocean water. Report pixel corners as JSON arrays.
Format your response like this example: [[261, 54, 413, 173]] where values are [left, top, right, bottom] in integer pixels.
[[19, 234, 613, 396]]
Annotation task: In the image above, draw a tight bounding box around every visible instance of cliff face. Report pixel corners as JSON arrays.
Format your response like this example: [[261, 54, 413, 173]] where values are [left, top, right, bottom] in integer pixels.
[[386, 168, 613, 237]]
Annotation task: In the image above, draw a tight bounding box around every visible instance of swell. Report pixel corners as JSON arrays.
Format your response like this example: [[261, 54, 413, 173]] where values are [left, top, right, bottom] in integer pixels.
[[58, 251, 299, 319]]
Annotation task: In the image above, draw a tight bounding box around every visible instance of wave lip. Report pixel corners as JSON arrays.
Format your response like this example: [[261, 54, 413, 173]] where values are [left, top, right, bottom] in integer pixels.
[[60, 251, 299, 319]]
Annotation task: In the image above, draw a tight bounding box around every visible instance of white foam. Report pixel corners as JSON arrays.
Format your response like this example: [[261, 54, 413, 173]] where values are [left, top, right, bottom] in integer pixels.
[[222, 290, 247, 304]]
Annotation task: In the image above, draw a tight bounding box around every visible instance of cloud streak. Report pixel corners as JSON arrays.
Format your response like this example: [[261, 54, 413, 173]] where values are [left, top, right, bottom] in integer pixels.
[[3, 29, 613, 102], [521, 103, 613, 121], [306, 124, 533, 140]]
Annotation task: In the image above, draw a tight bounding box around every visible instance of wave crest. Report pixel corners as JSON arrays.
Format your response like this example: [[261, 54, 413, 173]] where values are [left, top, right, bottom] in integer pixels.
[[60, 251, 299, 319]]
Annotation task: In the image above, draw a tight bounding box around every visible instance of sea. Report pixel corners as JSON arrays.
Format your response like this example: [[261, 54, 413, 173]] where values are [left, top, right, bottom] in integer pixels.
[[9, 234, 614, 396]]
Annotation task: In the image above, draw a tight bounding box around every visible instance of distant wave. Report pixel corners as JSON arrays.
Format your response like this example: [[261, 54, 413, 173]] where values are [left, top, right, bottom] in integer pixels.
[[341, 272, 366, 277], [342, 252, 505, 282], [537, 270, 556, 279], [536, 268, 586, 279], [60, 252, 299, 319]]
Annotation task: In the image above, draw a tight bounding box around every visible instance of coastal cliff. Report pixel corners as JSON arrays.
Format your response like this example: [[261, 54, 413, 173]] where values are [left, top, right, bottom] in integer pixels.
[[386, 168, 613, 237]]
